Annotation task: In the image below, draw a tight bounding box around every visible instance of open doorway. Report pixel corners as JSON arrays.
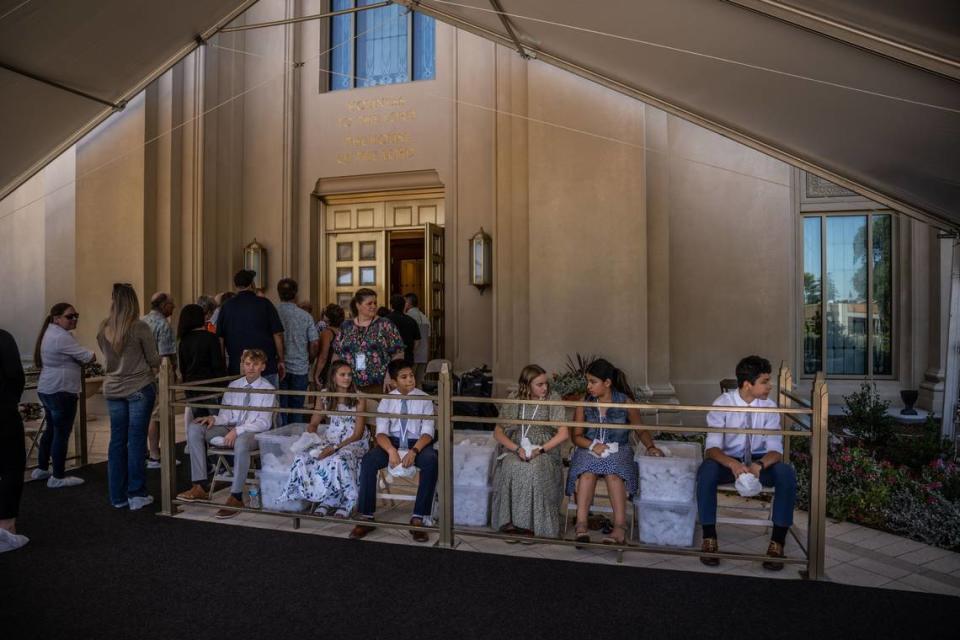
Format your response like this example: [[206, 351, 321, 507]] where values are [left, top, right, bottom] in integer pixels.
[[389, 232, 425, 302]]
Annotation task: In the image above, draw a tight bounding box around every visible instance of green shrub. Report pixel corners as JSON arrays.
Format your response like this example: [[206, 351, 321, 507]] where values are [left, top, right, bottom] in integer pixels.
[[880, 417, 953, 471], [840, 383, 895, 446]]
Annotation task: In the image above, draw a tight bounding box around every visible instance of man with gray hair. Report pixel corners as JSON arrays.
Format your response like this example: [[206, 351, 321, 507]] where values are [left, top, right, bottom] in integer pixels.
[[197, 295, 218, 332], [142, 292, 177, 468]]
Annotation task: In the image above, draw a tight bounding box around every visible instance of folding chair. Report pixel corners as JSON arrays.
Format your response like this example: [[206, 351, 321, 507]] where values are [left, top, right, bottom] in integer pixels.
[[716, 484, 775, 529]]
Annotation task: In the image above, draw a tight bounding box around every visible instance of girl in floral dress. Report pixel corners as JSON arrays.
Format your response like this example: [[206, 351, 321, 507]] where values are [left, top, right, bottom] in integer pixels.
[[281, 361, 369, 517]]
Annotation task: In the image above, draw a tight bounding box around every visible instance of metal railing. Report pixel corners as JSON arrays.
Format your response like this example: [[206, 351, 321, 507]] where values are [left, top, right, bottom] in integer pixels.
[[157, 360, 828, 579]]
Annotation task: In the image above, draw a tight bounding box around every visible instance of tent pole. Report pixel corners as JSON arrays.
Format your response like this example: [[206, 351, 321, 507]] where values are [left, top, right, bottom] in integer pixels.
[[488, 0, 532, 59]]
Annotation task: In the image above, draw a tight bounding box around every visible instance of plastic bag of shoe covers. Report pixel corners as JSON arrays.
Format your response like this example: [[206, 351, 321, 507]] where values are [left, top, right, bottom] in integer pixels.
[[735, 472, 762, 497]]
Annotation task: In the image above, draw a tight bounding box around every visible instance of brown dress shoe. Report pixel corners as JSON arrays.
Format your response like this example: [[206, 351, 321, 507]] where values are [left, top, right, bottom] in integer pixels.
[[349, 523, 376, 540], [763, 540, 785, 571], [410, 518, 429, 543], [700, 537, 720, 566], [215, 495, 243, 519], [176, 484, 209, 503]]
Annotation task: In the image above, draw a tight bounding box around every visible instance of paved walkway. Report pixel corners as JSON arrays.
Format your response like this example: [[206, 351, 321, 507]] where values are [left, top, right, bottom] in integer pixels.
[[23, 396, 960, 598]]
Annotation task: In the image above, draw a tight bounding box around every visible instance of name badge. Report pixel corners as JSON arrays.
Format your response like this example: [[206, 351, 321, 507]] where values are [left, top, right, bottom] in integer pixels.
[[355, 352, 367, 371]]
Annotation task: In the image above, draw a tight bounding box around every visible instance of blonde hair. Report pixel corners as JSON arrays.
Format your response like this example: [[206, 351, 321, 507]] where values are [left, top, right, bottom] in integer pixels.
[[103, 284, 140, 353], [240, 348, 268, 365], [516, 364, 548, 400]]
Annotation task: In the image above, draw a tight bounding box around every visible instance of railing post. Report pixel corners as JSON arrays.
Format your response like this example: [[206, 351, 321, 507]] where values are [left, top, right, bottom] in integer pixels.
[[806, 377, 829, 579], [159, 358, 178, 515], [437, 362, 454, 548], [778, 363, 793, 463], [77, 373, 89, 466]]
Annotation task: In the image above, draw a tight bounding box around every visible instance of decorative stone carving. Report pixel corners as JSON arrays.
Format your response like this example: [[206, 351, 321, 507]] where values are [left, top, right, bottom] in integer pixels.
[[805, 173, 857, 198]]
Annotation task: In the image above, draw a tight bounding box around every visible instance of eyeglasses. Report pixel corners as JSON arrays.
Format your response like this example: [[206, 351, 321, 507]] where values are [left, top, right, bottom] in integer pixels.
[[63, 313, 80, 320]]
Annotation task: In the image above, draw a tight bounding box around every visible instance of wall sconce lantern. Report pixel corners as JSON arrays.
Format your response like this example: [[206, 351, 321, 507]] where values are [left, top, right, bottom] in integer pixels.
[[469, 227, 492, 294], [243, 238, 267, 289]]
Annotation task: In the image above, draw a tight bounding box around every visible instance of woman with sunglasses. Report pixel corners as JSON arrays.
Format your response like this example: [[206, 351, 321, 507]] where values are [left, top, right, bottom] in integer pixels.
[[32, 303, 96, 488], [97, 284, 160, 510]]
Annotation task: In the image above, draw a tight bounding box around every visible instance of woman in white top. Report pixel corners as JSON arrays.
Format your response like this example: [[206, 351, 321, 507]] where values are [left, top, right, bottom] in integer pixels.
[[281, 361, 369, 517], [32, 303, 95, 488]]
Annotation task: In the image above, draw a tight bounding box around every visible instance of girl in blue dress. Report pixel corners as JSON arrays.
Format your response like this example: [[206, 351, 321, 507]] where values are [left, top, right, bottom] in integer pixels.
[[566, 358, 663, 545]]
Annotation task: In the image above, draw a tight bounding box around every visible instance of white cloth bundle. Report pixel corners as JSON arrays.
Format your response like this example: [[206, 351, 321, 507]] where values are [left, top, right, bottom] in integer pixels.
[[290, 431, 321, 454], [589, 440, 619, 458], [389, 462, 418, 478], [519, 437, 541, 457], [735, 472, 763, 497]]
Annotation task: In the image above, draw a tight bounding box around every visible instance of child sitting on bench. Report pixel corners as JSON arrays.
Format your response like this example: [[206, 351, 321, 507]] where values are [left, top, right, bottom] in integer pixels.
[[350, 359, 436, 543], [177, 348, 276, 519], [696, 355, 797, 570]]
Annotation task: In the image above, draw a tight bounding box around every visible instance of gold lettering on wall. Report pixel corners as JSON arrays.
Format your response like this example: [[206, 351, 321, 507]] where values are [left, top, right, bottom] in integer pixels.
[[336, 95, 416, 165]]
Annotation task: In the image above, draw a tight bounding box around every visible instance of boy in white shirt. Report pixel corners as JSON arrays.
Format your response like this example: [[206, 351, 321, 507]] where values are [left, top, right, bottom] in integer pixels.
[[177, 349, 276, 518], [697, 356, 796, 571], [350, 359, 436, 542]]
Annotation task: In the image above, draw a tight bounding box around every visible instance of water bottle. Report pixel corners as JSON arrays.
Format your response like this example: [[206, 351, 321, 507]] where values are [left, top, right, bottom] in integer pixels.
[[248, 486, 261, 509]]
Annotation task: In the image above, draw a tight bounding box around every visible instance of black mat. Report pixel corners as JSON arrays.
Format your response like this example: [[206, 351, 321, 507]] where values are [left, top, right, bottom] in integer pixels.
[[1, 451, 954, 639]]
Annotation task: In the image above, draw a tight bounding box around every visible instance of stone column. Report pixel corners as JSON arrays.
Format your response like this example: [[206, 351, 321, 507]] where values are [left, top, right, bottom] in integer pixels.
[[919, 231, 952, 411]]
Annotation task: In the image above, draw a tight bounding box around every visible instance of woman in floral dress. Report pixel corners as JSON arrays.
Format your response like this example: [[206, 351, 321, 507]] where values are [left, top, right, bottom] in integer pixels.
[[332, 288, 405, 394], [281, 361, 369, 517], [491, 365, 569, 538]]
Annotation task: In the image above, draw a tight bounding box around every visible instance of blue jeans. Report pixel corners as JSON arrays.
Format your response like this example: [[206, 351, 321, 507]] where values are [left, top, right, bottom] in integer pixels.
[[278, 373, 309, 426], [37, 391, 79, 478], [357, 437, 438, 519], [106, 384, 156, 506], [696, 457, 797, 528]]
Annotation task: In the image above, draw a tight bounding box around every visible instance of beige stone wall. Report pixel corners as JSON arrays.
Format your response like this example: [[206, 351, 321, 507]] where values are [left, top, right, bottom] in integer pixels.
[[0, 3, 949, 414]]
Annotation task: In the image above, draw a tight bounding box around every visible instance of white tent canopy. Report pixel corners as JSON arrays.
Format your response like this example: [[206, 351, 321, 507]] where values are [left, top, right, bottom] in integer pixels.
[[396, 0, 960, 228], [1, 0, 958, 227], [0, 0, 257, 201]]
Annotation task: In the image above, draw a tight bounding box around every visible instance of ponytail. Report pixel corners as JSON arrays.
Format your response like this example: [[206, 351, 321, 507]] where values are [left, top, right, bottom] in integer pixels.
[[585, 357, 636, 402], [34, 302, 74, 368]]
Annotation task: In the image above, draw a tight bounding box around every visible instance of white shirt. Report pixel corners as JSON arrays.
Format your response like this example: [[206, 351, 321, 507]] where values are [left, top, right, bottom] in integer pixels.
[[37, 324, 95, 395], [705, 390, 783, 459], [213, 375, 276, 435], [376, 388, 435, 441], [405, 307, 431, 364]]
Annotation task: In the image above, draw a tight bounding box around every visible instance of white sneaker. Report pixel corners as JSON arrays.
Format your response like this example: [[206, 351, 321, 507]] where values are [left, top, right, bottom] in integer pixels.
[[47, 476, 85, 488], [31, 468, 51, 480], [147, 457, 181, 469], [129, 495, 155, 510], [0, 528, 29, 553], [209, 436, 226, 447]]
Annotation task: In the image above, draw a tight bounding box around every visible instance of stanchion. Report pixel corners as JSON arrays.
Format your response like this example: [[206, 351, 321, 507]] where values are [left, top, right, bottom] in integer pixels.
[[77, 374, 89, 466], [778, 362, 793, 463], [437, 362, 454, 548], [806, 377, 829, 579], [159, 358, 178, 516]]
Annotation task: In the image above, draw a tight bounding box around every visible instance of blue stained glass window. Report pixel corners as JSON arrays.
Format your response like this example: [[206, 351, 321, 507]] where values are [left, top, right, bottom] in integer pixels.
[[413, 12, 436, 81], [328, 1, 435, 91], [330, 0, 353, 91], [356, 0, 408, 87]]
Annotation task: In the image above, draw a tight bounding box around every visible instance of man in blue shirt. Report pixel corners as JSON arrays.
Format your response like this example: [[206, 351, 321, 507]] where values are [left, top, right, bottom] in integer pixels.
[[276, 278, 319, 425], [217, 270, 285, 388]]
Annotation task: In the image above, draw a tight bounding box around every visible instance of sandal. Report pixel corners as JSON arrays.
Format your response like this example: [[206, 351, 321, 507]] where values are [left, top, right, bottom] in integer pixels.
[[574, 523, 591, 549], [602, 524, 627, 545]]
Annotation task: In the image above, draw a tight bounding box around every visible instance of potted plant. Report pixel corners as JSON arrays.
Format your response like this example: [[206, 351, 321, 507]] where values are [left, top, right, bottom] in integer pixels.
[[550, 353, 596, 401]]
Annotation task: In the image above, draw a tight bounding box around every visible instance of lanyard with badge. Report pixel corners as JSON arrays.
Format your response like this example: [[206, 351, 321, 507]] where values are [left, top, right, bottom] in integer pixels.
[[353, 320, 371, 372]]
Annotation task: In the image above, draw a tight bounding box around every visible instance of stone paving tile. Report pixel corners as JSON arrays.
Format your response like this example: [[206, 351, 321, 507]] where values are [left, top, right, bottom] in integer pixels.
[[826, 562, 893, 588], [896, 573, 960, 597], [896, 545, 956, 566], [834, 526, 889, 545], [872, 537, 930, 557], [854, 531, 909, 551], [924, 552, 960, 574], [848, 556, 913, 581]]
